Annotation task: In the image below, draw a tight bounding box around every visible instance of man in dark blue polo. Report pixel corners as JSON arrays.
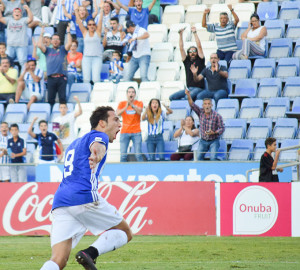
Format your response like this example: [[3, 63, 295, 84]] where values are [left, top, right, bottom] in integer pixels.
[[7, 123, 27, 182], [28, 117, 63, 163]]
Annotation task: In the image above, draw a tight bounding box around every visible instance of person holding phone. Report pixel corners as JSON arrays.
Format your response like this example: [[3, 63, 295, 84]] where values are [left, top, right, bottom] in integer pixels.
[[233, 13, 267, 60]]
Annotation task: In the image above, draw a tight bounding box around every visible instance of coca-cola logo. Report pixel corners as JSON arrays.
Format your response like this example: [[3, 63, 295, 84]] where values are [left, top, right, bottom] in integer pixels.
[[2, 182, 156, 235]]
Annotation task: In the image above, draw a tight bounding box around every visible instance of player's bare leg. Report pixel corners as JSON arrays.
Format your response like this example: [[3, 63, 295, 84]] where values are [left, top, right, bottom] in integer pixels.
[[76, 219, 132, 269], [41, 239, 72, 270]]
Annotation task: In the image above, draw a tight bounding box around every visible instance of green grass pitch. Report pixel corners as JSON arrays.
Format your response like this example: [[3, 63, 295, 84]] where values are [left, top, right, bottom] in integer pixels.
[[0, 235, 300, 269]]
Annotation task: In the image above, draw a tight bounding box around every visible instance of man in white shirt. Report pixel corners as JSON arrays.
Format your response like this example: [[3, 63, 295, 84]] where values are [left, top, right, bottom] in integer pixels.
[[123, 20, 151, 82], [53, 96, 82, 150], [0, 122, 10, 182]]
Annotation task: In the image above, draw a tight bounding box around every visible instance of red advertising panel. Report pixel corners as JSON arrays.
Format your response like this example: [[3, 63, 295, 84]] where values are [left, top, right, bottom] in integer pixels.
[[220, 183, 291, 236], [0, 182, 216, 236]]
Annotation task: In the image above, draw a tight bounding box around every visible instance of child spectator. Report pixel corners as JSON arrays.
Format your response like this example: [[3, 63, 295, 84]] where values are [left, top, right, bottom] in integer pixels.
[[0, 122, 10, 182], [7, 123, 27, 182], [109, 50, 124, 83], [28, 117, 63, 163]]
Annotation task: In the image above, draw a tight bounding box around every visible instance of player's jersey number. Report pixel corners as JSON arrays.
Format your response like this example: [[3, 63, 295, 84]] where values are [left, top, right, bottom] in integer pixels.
[[64, 149, 75, 178]]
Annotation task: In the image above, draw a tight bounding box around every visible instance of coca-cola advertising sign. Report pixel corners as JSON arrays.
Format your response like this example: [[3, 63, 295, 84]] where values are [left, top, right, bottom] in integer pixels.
[[0, 182, 216, 236], [220, 183, 291, 237]]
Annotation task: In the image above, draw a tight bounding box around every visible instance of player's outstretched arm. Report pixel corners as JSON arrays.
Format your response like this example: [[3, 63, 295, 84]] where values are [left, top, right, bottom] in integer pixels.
[[89, 142, 106, 173]]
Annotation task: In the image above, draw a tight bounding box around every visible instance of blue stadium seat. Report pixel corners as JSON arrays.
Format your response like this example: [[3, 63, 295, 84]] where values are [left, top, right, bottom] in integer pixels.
[[163, 120, 174, 141], [268, 38, 293, 59], [33, 26, 54, 41], [221, 118, 247, 144], [168, 100, 189, 123], [164, 141, 178, 160], [283, 76, 300, 100], [257, 2, 278, 21], [246, 118, 272, 142], [294, 38, 300, 57], [228, 139, 254, 161], [229, 79, 257, 99], [279, 1, 300, 21], [3, 104, 27, 124], [0, 103, 3, 121], [279, 139, 300, 161], [204, 139, 227, 161], [275, 57, 299, 80], [228, 60, 251, 82], [101, 63, 109, 81], [257, 78, 282, 101], [216, 98, 239, 120], [160, 0, 178, 4], [251, 58, 276, 80], [286, 19, 300, 41], [264, 19, 285, 40], [253, 139, 267, 161], [286, 97, 300, 118], [239, 98, 264, 123], [27, 28, 32, 45], [272, 117, 298, 142], [68, 83, 92, 103], [265, 97, 290, 121], [26, 103, 51, 123], [236, 21, 248, 40], [50, 103, 74, 122]]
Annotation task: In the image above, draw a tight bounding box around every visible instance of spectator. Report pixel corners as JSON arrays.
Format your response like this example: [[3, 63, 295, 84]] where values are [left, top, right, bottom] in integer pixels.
[[28, 117, 63, 163], [0, 58, 18, 103], [53, 97, 82, 149], [109, 50, 124, 83], [14, 57, 44, 110], [41, 0, 58, 26], [116, 86, 144, 162], [102, 17, 125, 61], [202, 4, 239, 64], [0, 122, 10, 182], [123, 20, 150, 82], [142, 0, 160, 24], [169, 26, 205, 101], [0, 2, 5, 42], [67, 39, 83, 89], [2, 0, 23, 17], [62, 0, 98, 53], [190, 53, 228, 104], [116, 0, 157, 29], [32, 32, 52, 80], [170, 116, 200, 161], [142, 98, 172, 161], [233, 13, 267, 60], [75, 1, 103, 84], [0, 42, 14, 67], [7, 123, 26, 182], [0, 5, 33, 70], [37, 26, 72, 107], [186, 89, 225, 161], [259, 137, 283, 182]]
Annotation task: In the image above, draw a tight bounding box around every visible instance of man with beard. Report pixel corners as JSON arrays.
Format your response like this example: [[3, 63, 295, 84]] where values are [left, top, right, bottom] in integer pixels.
[[190, 53, 228, 105], [169, 26, 205, 101], [116, 86, 144, 162]]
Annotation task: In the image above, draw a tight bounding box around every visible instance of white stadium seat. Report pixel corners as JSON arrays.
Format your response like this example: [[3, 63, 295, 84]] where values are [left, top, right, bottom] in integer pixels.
[[162, 5, 185, 29], [168, 23, 191, 47], [185, 5, 207, 25], [208, 4, 231, 24], [191, 23, 213, 42], [156, 62, 181, 84], [115, 81, 139, 104], [160, 81, 185, 103], [151, 42, 174, 63], [147, 24, 168, 48]]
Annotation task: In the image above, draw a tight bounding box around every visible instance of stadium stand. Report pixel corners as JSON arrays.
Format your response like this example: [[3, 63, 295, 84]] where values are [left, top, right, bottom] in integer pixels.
[[272, 117, 298, 142], [257, 78, 282, 102], [246, 118, 272, 143], [228, 139, 254, 161], [221, 118, 247, 144], [239, 98, 264, 123], [257, 1, 279, 21]]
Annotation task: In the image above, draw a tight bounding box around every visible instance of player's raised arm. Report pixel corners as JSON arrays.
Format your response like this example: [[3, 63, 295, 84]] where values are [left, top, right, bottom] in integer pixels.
[[89, 142, 106, 172]]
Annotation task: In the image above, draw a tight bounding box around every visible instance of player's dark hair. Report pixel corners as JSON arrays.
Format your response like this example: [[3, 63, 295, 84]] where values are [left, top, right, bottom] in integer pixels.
[[9, 123, 19, 130], [90, 106, 114, 129], [265, 137, 276, 148], [59, 102, 67, 106], [39, 120, 48, 126]]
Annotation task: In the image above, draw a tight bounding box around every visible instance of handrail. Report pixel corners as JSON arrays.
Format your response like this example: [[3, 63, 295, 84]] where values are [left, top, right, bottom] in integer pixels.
[[245, 144, 300, 182]]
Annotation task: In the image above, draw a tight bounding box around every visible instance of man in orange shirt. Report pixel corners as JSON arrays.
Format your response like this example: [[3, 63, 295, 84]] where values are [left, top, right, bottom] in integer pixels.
[[117, 86, 144, 162]]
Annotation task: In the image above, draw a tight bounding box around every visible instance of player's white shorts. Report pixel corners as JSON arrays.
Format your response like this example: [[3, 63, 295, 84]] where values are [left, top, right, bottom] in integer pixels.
[[51, 196, 123, 248], [0, 165, 10, 181], [22, 87, 43, 101]]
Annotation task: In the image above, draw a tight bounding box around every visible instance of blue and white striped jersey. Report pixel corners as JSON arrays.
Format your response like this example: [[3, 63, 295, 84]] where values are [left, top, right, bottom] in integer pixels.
[[56, 0, 82, 22], [0, 135, 9, 164], [24, 68, 44, 96]]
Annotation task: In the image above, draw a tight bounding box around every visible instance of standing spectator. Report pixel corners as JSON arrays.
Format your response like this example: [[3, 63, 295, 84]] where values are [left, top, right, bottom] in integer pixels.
[[62, 0, 98, 53], [0, 5, 33, 69], [233, 13, 267, 60], [116, 86, 143, 162], [66, 39, 83, 89], [190, 53, 228, 104], [0, 58, 18, 103], [2, 0, 23, 17], [41, 0, 58, 26], [75, 1, 103, 84], [116, 0, 157, 29], [259, 137, 283, 182], [142, 98, 172, 161], [102, 17, 125, 61], [186, 89, 225, 161], [0, 42, 14, 67], [202, 4, 239, 64], [169, 26, 205, 101], [37, 26, 72, 107], [142, 0, 160, 24], [123, 20, 150, 82], [53, 96, 82, 149], [7, 123, 27, 182], [28, 117, 63, 163], [109, 50, 124, 83], [14, 57, 44, 110], [0, 122, 10, 182], [170, 116, 200, 161]]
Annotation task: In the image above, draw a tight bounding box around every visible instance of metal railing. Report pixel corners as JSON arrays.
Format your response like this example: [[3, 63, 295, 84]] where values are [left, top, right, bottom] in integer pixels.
[[245, 144, 300, 182]]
